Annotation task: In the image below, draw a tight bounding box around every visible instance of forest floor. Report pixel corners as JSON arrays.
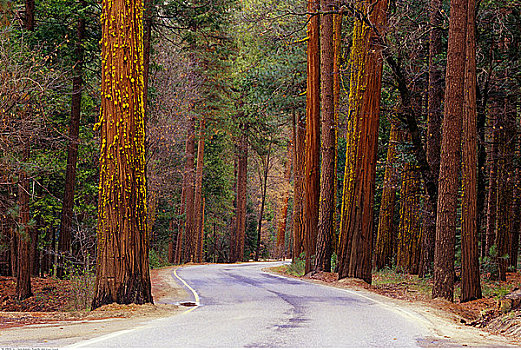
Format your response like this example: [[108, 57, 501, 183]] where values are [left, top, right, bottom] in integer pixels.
[[270, 264, 521, 343], [0, 266, 189, 345]]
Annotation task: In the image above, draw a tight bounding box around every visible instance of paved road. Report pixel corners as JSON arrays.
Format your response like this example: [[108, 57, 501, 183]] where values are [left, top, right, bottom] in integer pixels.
[[69, 262, 479, 348]]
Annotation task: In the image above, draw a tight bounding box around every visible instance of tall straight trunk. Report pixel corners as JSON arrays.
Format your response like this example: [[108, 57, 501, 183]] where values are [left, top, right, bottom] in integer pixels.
[[234, 125, 248, 262], [303, 0, 320, 274], [460, 0, 482, 302], [332, 5, 342, 245], [175, 119, 195, 264], [314, 0, 335, 273], [198, 197, 205, 262], [183, 118, 197, 263], [418, 0, 443, 278], [495, 99, 516, 281], [433, 0, 468, 302], [292, 112, 306, 261], [255, 142, 272, 261], [396, 162, 421, 274], [92, 0, 152, 308], [337, 0, 387, 284], [276, 143, 293, 259], [17, 145, 32, 299], [194, 119, 206, 263], [58, 0, 86, 278], [485, 107, 498, 257], [375, 122, 400, 270]]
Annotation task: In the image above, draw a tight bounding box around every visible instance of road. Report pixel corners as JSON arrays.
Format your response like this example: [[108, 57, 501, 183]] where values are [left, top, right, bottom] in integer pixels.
[[67, 262, 511, 348]]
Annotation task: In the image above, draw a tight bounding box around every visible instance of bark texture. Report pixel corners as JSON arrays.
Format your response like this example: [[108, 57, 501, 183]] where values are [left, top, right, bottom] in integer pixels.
[[337, 0, 387, 284], [92, 0, 152, 309], [303, 0, 320, 273], [194, 119, 206, 263], [292, 113, 306, 261], [433, 0, 468, 301], [460, 0, 482, 302], [315, 0, 335, 273]]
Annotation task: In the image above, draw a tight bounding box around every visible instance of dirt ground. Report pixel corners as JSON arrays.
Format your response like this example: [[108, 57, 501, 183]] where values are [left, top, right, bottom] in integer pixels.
[[0, 267, 190, 347], [269, 265, 521, 346]]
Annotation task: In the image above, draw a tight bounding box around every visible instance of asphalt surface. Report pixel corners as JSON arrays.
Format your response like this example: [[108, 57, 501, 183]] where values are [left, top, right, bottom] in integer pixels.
[[68, 262, 471, 348]]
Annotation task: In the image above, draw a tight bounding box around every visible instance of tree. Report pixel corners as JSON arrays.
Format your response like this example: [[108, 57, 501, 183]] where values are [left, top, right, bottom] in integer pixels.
[[276, 142, 292, 259], [314, 0, 335, 273], [57, 0, 87, 278], [337, 0, 387, 283], [194, 118, 206, 263], [303, 0, 320, 274], [418, 0, 443, 278], [433, 0, 468, 302], [375, 122, 399, 270], [292, 112, 306, 261], [92, 0, 153, 309], [460, 0, 481, 302]]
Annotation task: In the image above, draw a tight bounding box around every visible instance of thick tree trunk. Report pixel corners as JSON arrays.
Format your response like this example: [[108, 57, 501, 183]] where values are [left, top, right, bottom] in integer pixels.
[[194, 119, 206, 263], [433, 0, 468, 302], [58, 0, 86, 278], [24, 0, 34, 31], [337, 0, 387, 284], [460, 0, 482, 302], [314, 0, 335, 273], [418, 0, 443, 278], [375, 123, 400, 270], [92, 0, 152, 309], [303, 0, 320, 274], [292, 112, 306, 261]]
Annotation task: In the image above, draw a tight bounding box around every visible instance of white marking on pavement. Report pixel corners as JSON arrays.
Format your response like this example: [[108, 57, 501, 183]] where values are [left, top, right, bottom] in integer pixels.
[[173, 267, 200, 314]]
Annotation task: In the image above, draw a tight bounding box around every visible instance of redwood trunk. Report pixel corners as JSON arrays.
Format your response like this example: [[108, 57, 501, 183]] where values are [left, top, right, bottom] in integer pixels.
[[276, 143, 293, 259], [460, 0, 482, 301], [314, 0, 335, 273], [433, 0, 468, 301], [303, 0, 320, 274], [92, 0, 152, 309]]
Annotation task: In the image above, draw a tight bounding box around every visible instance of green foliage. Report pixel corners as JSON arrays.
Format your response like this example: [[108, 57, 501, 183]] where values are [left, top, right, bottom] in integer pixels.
[[285, 253, 305, 277], [63, 262, 96, 311], [149, 248, 170, 269]]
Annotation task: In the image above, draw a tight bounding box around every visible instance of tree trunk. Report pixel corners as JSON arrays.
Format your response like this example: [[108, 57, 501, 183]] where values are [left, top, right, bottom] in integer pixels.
[[460, 0, 482, 302], [175, 119, 195, 264], [375, 122, 400, 270], [58, 0, 86, 278], [276, 142, 293, 259], [485, 106, 498, 258], [194, 119, 206, 263], [234, 125, 248, 262], [24, 0, 34, 31], [292, 112, 306, 261], [17, 145, 32, 300], [433, 0, 468, 301], [314, 0, 335, 273], [92, 0, 153, 309], [255, 142, 272, 261], [418, 0, 443, 278], [183, 117, 197, 263], [495, 98, 516, 281], [397, 162, 421, 274], [303, 0, 320, 274], [337, 0, 387, 284]]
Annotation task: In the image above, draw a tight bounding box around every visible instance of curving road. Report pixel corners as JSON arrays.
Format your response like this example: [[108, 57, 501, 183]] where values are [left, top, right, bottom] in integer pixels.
[[67, 261, 505, 348]]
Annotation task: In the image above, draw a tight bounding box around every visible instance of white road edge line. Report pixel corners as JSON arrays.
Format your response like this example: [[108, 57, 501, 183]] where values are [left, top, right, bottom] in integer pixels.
[[173, 266, 201, 314], [66, 267, 200, 348]]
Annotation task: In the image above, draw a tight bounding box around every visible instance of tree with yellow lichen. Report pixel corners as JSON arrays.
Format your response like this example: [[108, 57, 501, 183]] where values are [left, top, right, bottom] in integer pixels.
[[92, 0, 152, 309], [337, 0, 387, 283]]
